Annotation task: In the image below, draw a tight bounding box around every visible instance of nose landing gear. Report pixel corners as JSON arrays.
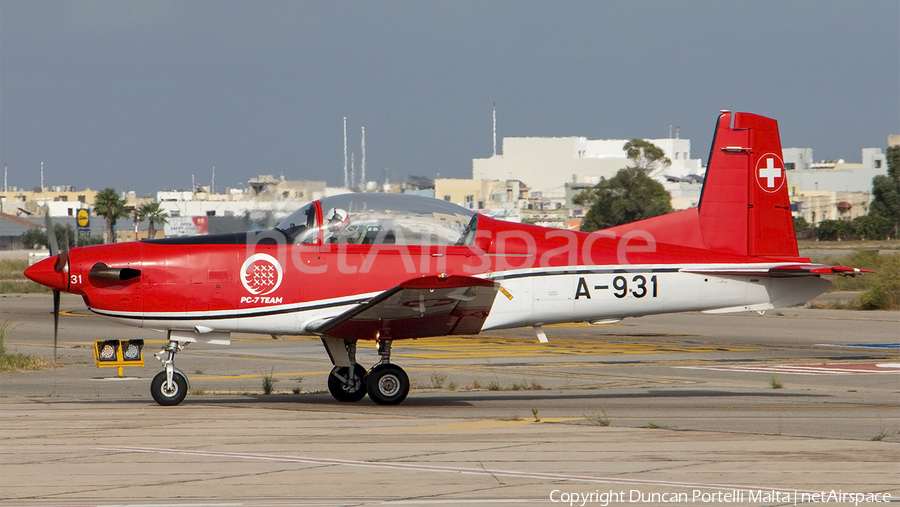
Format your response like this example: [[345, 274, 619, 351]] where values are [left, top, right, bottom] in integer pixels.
[[150, 339, 191, 406]]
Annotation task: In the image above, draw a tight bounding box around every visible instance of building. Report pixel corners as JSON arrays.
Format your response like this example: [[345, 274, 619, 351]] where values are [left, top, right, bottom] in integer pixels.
[[783, 147, 887, 193], [791, 191, 872, 225], [0, 187, 100, 218], [155, 176, 328, 226], [434, 178, 528, 210], [782, 147, 889, 226], [472, 136, 704, 198]]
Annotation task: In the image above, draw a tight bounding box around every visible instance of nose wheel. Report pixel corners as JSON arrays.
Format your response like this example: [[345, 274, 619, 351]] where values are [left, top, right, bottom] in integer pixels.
[[150, 370, 188, 406], [150, 338, 190, 406]]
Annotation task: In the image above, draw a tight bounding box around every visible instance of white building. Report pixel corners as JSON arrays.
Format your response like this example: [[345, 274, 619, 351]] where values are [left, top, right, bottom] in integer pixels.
[[472, 136, 704, 198], [783, 147, 887, 193]]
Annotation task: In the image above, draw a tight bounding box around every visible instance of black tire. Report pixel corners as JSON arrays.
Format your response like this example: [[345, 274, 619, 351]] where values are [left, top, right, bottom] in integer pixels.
[[327, 364, 367, 402], [150, 370, 188, 406], [365, 364, 409, 406]]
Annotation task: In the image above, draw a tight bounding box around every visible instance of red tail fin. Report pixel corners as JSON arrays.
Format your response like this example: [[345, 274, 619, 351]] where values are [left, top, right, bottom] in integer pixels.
[[698, 111, 797, 257], [603, 111, 799, 259]]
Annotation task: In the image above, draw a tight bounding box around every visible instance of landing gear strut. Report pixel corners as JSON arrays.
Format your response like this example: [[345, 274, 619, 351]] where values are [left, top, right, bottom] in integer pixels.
[[150, 339, 190, 406]]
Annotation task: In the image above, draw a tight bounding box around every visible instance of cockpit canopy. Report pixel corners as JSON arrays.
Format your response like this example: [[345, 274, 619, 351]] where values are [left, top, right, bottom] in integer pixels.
[[276, 193, 478, 246]]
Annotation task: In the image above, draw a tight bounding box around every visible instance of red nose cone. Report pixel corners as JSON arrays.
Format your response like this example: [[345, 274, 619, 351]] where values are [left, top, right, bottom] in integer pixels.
[[24, 256, 69, 292]]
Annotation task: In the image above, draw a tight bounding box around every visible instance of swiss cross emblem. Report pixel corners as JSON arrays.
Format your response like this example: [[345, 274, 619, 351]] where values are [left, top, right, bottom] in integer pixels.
[[755, 154, 785, 193], [240, 253, 283, 295]]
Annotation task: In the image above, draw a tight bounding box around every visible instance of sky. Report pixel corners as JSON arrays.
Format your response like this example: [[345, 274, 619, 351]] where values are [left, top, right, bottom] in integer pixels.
[[1, 1, 898, 196]]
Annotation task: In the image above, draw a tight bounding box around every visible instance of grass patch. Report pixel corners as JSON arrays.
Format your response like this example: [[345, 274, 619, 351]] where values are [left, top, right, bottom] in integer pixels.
[[808, 251, 900, 309], [585, 411, 611, 426], [0, 320, 49, 372], [769, 374, 784, 390], [0, 259, 51, 294], [644, 422, 660, 429], [531, 408, 541, 422], [261, 369, 278, 394], [870, 429, 896, 441], [447, 380, 458, 392]]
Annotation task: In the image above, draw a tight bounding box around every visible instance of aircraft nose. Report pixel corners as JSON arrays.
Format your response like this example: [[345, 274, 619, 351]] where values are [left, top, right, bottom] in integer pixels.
[[24, 255, 69, 292]]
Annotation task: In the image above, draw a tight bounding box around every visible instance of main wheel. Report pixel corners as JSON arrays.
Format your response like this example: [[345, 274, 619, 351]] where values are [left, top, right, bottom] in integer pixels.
[[365, 364, 409, 405], [327, 364, 367, 402], [150, 370, 188, 406]]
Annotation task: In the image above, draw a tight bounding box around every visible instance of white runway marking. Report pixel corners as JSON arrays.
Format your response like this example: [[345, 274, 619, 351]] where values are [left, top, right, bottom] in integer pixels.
[[97, 446, 818, 496], [677, 362, 900, 375]]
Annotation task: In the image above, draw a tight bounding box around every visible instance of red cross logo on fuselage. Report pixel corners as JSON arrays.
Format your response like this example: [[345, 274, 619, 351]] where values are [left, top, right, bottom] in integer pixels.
[[755, 154, 785, 193]]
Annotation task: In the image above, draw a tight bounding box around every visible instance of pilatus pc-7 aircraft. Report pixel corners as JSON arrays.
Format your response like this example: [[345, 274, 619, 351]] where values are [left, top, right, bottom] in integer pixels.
[[26, 112, 867, 406]]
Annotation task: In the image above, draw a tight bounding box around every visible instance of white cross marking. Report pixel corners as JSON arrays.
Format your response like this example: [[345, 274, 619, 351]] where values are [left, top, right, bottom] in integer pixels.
[[759, 158, 781, 188]]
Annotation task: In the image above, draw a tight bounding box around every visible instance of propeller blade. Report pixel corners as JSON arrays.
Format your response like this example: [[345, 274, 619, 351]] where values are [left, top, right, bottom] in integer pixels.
[[55, 227, 70, 272], [52, 289, 60, 362], [44, 207, 59, 257]]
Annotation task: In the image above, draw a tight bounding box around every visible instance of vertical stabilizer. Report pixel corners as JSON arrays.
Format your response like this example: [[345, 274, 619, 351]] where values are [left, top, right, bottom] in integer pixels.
[[698, 112, 798, 257]]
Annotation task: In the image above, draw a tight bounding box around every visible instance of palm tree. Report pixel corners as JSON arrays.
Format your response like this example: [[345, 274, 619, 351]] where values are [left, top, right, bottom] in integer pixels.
[[93, 188, 128, 244], [137, 201, 169, 240]]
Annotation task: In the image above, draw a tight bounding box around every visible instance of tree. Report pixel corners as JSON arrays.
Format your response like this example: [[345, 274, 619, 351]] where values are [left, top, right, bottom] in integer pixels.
[[577, 167, 674, 232], [623, 139, 671, 175], [793, 216, 813, 240], [869, 145, 900, 238], [852, 215, 892, 241], [20, 228, 47, 249], [137, 201, 169, 240], [93, 188, 128, 244], [815, 219, 853, 241], [53, 223, 76, 250]]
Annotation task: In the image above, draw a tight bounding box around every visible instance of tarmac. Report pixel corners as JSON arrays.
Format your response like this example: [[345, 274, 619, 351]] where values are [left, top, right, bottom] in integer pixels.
[[1, 293, 898, 506]]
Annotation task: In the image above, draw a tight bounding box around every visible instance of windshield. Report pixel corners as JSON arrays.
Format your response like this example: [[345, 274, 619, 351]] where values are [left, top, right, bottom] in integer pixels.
[[314, 193, 476, 246], [275, 202, 318, 244]]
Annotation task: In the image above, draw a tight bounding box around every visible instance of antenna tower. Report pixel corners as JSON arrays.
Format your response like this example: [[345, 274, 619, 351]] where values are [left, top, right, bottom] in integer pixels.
[[350, 153, 355, 189], [40, 162, 44, 190], [343, 117, 349, 188], [360, 127, 366, 188], [492, 103, 497, 156]]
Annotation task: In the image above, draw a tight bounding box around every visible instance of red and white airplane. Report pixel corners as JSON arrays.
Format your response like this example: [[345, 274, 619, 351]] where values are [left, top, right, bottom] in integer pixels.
[[25, 111, 866, 406]]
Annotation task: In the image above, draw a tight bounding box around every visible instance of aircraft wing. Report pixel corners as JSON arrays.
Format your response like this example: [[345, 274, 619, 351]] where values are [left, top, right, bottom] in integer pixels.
[[682, 264, 873, 277], [309, 275, 500, 340]]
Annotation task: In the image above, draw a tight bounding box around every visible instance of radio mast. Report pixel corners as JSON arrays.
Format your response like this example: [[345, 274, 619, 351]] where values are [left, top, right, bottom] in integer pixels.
[[360, 127, 366, 189], [343, 117, 349, 188]]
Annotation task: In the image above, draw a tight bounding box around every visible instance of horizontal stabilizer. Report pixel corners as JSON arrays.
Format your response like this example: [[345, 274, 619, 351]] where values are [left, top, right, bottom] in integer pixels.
[[682, 265, 873, 278], [310, 275, 499, 340]]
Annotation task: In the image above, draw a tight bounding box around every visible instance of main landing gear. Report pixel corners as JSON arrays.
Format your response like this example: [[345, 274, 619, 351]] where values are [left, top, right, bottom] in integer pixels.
[[150, 339, 191, 406], [325, 339, 410, 406]]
